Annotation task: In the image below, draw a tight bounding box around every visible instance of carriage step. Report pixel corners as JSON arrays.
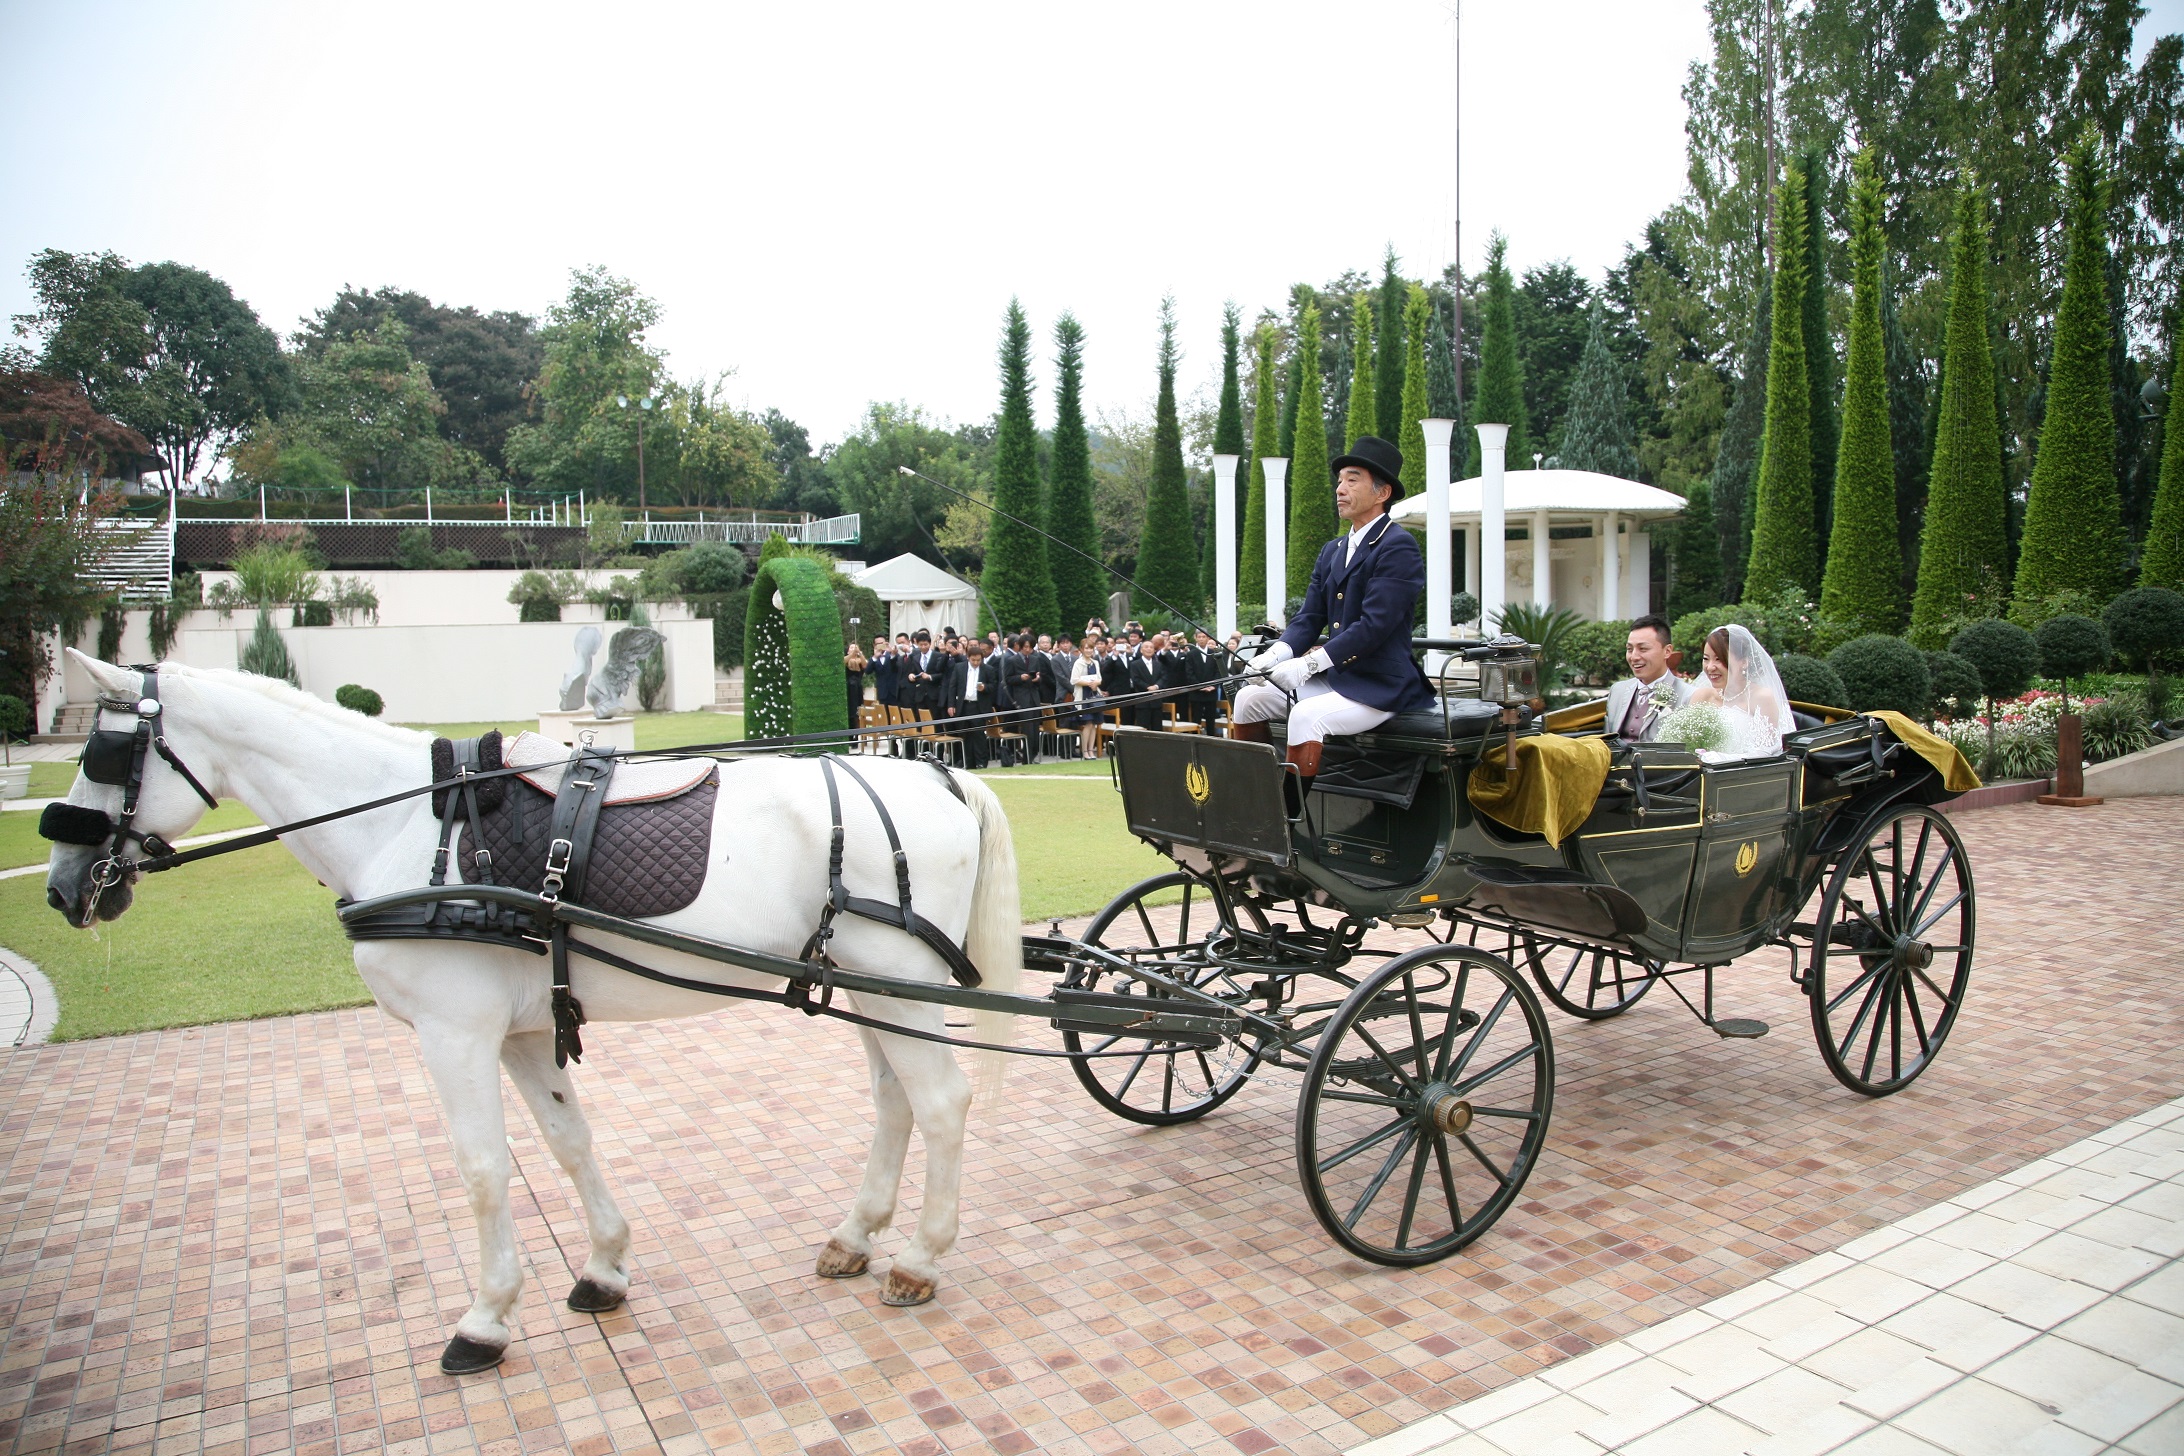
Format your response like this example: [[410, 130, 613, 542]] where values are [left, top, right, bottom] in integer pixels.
[[1711, 1018, 1770, 1039]]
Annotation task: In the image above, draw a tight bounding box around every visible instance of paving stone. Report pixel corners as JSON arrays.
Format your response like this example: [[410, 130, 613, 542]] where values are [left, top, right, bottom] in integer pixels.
[[2123, 1262, 2184, 1319], [2121, 1399, 2184, 1455], [2054, 1298, 2184, 1383], [1616, 1404, 1768, 1456], [1892, 1377, 2062, 1454], [1948, 1263, 2108, 1329], [1830, 1428, 1953, 1455], [1798, 1326, 1931, 1392], [1713, 1363, 1858, 1436]]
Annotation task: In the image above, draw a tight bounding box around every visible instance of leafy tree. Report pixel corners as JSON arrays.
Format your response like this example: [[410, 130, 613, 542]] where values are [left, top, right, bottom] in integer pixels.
[[1466, 234, 1531, 475], [1820, 150, 1905, 635], [296, 286, 540, 470], [825, 403, 990, 567], [1666, 478, 1725, 621], [1287, 302, 1332, 599], [1910, 181, 2011, 647], [503, 266, 665, 501], [1951, 616, 2040, 766], [1798, 152, 1839, 568], [2015, 135, 2130, 609], [14, 249, 289, 484], [1046, 313, 1106, 631], [1712, 282, 1770, 601], [1395, 287, 1431, 496], [0, 482, 115, 701], [979, 301, 1057, 633], [2034, 613, 2110, 712], [1239, 325, 1279, 619], [0, 369, 152, 478], [1746, 170, 1818, 601], [2144, 343, 2184, 591], [269, 317, 464, 495], [1343, 292, 1377, 448], [1375, 246, 1408, 442], [1515, 260, 1592, 458], [1557, 300, 1641, 478], [1136, 298, 1201, 613], [660, 377, 776, 507]]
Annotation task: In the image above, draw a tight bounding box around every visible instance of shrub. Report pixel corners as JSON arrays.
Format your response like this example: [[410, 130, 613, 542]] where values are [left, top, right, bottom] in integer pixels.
[[1950, 618, 2040, 703], [2102, 588, 2184, 675], [1925, 651, 1984, 721], [1450, 591, 1481, 627], [1986, 723, 2059, 781], [292, 600, 333, 627], [696, 586, 749, 670], [1493, 603, 1587, 694], [508, 570, 573, 623], [1827, 635, 1931, 717], [238, 606, 298, 686], [745, 556, 849, 738], [231, 540, 319, 606], [2033, 614, 2109, 709], [2081, 696, 2152, 762], [1777, 653, 1848, 709], [1561, 619, 1632, 686], [396, 525, 475, 571], [334, 684, 384, 717]]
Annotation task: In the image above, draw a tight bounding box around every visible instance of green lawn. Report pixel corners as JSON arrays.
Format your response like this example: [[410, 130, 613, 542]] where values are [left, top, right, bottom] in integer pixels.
[[2, 800, 263, 871], [28, 762, 77, 797], [399, 710, 744, 751], [0, 842, 370, 1041], [0, 760, 1166, 1039]]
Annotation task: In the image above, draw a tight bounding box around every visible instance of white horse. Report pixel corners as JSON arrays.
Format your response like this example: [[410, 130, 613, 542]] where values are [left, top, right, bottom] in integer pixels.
[[43, 651, 1022, 1374]]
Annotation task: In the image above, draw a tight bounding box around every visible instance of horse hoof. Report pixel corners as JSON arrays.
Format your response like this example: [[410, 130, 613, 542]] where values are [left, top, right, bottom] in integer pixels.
[[567, 1278, 627, 1313], [815, 1238, 869, 1279], [879, 1268, 937, 1307], [439, 1334, 507, 1375]]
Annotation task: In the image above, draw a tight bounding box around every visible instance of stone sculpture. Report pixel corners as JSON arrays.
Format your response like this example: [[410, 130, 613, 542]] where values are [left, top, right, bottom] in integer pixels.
[[559, 626, 602, 711], [587, 626, 664, 718]]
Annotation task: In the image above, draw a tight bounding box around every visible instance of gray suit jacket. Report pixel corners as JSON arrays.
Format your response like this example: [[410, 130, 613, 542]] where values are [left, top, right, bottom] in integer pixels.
[[1604, 673, 1694, 740]]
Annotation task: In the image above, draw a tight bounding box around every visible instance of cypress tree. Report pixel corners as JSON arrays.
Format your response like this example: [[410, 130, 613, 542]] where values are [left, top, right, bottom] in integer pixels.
[[1397, 286, 1431, 497], [1557, 299, 1641, 479], [1910, 180, 2011, 647], [1820, 149, 1906, 634], [1287, 302, 1332, 599], [2142, 345, 2184, 590], [1375, 245, 1407, 443], [1881, 260, 1930, 604], [1668, 479, 1725, 620], [1046, 312, 1106, 631], [1344, 293, 1377, 447], [1240, 324, 1279, 616], [1800, 152, 1840, 568], [1746, 170, 1819, 601], [982, 299, 1058, 633], [1426, 303, 1460, 426], [1138, 297, 1202, 612], [1279, 287, 1309, 459], [1465, 233, 1531, 476], [1713, 283, 1771, 600], [2014, 135, 2130, 609]]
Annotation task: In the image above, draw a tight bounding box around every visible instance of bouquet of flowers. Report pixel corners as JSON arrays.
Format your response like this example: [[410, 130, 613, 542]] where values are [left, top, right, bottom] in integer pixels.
[[1653, 701, 1729, 753]]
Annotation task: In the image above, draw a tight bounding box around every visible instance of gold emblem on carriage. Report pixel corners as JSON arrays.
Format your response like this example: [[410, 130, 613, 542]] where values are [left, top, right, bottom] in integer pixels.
[[1734, 840, 1759, 876], [1184, 761, 1211, 805]]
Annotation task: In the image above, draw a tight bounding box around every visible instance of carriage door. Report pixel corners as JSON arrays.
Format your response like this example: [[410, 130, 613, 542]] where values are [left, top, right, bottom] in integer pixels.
[[1680, 758, 1799, 961]]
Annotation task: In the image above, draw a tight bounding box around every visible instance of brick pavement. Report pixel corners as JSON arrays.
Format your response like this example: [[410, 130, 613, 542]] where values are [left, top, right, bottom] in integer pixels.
[[0, 799, 2177, 1456]]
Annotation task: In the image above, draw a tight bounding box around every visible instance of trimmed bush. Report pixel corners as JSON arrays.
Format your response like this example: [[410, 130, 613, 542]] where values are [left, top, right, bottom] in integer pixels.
[[2033, 614, 2110, 709], [1561, 619, 1633, 687], [334, 684, 384, 717], [1450, 592, 1481, 628], [1827, 635, 1931, 717], [1777, 653, 1848, 709], [238, 607, 298, 686], [745, 557, 848, 739], [1950, 618, 2040, 702], [2101, 588, 2184, 675], [508, 570, 569, 623], [1924, 652, 1984, 720], [292, 600, 333, 627], [0, 693, 29, 764]]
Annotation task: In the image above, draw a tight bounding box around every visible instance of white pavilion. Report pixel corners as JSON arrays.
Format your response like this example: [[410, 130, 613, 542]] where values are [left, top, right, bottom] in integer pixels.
[[1388, 468, 1688, 624]]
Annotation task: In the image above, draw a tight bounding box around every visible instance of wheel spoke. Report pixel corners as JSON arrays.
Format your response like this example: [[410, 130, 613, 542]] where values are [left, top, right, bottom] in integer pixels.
[[1343, 1126, 1421, 1232], [1902, 970, 1932, 1057], [1468, 1105, 1542, 1122], [1318, 1112, 1411, 1176], [1394, 1132, 1433, 1248], [1862, 858, 1896, 935], [1824, 956, 1887, 1016], [1404, 973, 1432, 1081], [1132, 900, 1157, 946], [1432, 1130, 1463, 1234], [1458, 1129, 1512, 1188], [1320, 1088, 1408, 1108], [1836, 962, 1892, 1053], [1914, 887, 1966, 939], [1453, 1042, 1543, 1098], [1351, 1022, 1424, 1093], [1431, 964, 1473, 1079], [1910, 963, 1960, 1006], [1177, 884, 1195, 945], [1906, 846, 1958, 932], [1113, 1048, 1152, 1100], [1161, 1053, 1175, 1113], [1445, 987, 1516, 1084], [1856, 971, 1894, 1081]]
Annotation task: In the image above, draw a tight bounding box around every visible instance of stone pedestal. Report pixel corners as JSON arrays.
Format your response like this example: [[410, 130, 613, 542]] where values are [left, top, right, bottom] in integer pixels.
[[536, 711, 636, 752]]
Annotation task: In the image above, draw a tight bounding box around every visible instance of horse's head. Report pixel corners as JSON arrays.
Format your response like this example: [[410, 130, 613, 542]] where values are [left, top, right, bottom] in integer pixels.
[[45, 651, 222, 929]]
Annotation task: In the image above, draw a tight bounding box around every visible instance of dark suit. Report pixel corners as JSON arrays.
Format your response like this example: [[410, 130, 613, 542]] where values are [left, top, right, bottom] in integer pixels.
[[999, 649, 1050, 715], [899, 648, 946, 714], [1280, 514, 1433, 714], [1125, 654, 1164, 731], [1184, 644, 1222, 727], [871, 651, 902, 707], [1047, 650, 1074, 701], [944, 656, 1003, 767], [1099, 650, 1132, 698]]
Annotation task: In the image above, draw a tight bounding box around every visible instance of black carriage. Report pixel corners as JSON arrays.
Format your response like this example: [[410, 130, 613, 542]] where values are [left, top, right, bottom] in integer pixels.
[[1040, 637, 1979, 1266]]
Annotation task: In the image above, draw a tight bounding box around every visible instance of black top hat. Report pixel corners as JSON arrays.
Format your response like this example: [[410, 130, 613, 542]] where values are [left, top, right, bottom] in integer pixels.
[[1331, 436, 1405, 500]]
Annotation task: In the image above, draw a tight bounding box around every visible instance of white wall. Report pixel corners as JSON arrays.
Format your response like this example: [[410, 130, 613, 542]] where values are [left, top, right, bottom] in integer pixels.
[[195, 569, 698, 628]]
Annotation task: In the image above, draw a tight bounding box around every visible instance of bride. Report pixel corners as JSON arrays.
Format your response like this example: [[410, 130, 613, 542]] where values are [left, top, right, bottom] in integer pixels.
[[1686, 623, 1795, 760]]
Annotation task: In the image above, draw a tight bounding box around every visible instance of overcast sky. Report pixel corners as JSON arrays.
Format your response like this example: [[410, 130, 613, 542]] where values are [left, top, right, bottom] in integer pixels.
[[4, 0, 2180, 453]]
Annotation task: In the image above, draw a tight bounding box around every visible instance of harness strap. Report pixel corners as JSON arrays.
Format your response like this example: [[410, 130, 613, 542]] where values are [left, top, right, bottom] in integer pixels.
[[541, 747, 619, 1067], [806, 755, 985, 988]]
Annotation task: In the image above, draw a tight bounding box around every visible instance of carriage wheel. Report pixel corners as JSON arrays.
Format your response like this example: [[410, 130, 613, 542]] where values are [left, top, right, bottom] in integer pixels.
[[1295, 945, 1553, 1265], [1520, 933, 1662, 1020], [1063, 872, 1262, 1125], [1807, 804, 1974, 1096]]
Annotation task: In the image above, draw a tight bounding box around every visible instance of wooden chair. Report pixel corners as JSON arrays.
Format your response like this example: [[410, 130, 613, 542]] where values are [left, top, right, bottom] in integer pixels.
[[988, 718, 1029, 766], [1037, 710, 1070, 759], [1094, 706, 1125, 755], [915, 709, 964, 767], [1162, 702, 1203, 734]]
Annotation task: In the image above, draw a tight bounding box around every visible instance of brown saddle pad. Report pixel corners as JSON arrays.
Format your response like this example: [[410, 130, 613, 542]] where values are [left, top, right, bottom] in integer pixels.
[[458, 769, 719, 920]]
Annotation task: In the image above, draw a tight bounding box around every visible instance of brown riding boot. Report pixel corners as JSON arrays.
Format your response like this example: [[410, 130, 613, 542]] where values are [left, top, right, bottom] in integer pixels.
[[1285, 740, 1323, 789], [1228, 719, 1271, 744]]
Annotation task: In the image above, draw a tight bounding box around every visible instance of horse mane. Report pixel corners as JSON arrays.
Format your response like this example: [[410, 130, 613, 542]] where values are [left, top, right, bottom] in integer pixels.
[[164, 662, 430, 749]]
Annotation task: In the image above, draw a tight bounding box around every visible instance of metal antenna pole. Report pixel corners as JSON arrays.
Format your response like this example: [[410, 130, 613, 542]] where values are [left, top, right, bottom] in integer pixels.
[[1452, 0, 1464, 411]]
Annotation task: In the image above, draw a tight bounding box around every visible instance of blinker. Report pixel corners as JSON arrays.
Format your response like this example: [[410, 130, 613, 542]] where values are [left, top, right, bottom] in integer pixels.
[[81, 729, 141, 787]]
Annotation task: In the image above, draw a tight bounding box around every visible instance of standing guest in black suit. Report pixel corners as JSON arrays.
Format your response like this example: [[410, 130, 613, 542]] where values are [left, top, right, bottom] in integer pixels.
[[870, 636, 900, 708], [1048, 636, 1076, 702], [1126, 639, 1165, 731], [1002, 634, 1050, 713], [899, 630, 946, 716], [1185, 628, 1224, 729], [1099, 634, 1132, 698], [945, 638, 1003, 768]]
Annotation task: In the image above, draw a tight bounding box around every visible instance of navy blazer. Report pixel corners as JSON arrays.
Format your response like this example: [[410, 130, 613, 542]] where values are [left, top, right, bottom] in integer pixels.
[[1279, 513, 1433, 713]]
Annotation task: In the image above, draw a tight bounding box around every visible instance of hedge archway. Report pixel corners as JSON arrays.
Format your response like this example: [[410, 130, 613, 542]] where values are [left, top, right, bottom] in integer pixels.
[[746, 556, 848, 739]]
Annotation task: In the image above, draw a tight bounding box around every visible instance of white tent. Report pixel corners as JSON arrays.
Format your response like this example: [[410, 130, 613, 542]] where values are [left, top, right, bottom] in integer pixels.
[[851, 553, 980, 641], [1390, 469, 1686, 623]]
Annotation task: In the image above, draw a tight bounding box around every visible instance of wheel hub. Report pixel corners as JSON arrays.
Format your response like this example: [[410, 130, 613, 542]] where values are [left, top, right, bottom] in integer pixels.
[[1894, 937, 1933, 970], [1419, 1084, 1473, 1136]]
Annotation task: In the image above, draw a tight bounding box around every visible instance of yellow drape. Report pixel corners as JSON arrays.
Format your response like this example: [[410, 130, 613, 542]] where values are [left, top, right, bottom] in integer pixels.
[[1864, 710, 1983, 794], [1466, 732, 1613, 848]]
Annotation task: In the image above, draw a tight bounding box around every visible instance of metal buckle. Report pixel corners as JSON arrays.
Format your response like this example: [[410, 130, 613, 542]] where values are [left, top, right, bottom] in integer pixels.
[[540, 837, 573, 901]]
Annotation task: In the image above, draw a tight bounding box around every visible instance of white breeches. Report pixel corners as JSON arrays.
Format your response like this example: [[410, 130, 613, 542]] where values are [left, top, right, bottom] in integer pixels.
[[1231, 678, 1392, 746]]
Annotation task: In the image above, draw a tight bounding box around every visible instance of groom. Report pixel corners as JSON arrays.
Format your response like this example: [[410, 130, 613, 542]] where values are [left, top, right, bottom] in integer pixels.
[[1603, 615, 1691, 741]]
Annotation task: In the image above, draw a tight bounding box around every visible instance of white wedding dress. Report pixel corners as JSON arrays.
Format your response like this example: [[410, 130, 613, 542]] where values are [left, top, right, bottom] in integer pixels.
[[1699, 625, 1795, 762]]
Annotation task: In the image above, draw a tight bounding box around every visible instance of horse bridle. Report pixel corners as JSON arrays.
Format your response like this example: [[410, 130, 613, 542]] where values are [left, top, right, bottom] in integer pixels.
[[38, 666, 220, 901]]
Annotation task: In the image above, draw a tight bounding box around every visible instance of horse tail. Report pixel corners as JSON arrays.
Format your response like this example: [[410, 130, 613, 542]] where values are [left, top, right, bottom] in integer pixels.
[[956, 771, 1022, 1109]]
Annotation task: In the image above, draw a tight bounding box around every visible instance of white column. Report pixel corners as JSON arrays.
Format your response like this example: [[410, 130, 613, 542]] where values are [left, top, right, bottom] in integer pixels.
[[1476, 424, 1509, 630], [1212, 453, 1239, 640], [1421, 419, 1454, 639], [1532, 508, 1552, 609], [1262, 457, 1288, 626], [1601, 511, 1621, 621], [1464, 528, 1481, 624]]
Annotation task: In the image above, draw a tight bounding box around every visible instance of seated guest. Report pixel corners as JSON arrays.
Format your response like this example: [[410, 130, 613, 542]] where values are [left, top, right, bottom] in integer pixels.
[[944, 638, 1003, 768], [1603, 614, 1692, 742]]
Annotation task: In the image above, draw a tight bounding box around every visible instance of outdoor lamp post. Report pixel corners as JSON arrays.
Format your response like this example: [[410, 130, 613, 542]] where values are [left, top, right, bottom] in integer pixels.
[[617, 394, 657, 511]]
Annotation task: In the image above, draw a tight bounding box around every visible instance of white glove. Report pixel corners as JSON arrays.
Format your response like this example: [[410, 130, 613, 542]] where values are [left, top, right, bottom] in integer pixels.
[[1269, 656, 1315, 693], [1243, 641, 1294, 678]]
